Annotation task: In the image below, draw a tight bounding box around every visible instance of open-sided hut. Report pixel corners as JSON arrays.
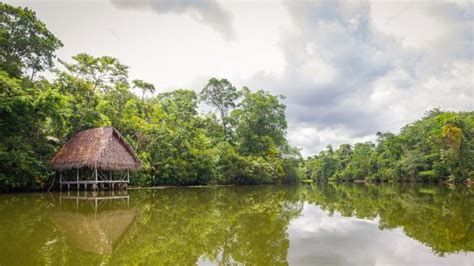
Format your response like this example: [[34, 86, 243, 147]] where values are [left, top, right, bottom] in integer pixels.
[[51, 127, 141, 190]]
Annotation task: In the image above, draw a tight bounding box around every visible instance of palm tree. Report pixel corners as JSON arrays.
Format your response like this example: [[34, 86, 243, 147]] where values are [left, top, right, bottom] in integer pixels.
[[132, 79, 155, 101]]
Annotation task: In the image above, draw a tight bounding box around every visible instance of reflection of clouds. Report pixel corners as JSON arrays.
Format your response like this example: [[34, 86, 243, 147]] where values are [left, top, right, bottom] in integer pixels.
[[290, 205, 378, 234], [287, 204, 474, 266]]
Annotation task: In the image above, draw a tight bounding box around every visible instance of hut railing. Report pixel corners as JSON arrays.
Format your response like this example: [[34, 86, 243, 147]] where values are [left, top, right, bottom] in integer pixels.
[[59, 168, 130, 191]]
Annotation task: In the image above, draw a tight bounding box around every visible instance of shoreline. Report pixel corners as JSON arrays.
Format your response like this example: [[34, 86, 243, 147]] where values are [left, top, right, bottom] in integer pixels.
[[1, 181, 472, 194]]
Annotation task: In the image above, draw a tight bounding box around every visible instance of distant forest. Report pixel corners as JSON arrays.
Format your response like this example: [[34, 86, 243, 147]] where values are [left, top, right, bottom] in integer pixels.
[[0, 4, 472, 191], [302, 110, 474, 183]]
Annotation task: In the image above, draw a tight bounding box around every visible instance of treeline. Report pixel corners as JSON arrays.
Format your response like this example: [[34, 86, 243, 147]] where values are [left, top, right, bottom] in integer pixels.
[[302, 110, 474, 183], [0, 4, 301, 191]]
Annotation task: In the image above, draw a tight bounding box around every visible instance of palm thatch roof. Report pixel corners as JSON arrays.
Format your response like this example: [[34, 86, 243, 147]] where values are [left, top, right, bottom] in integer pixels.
[[50, 209, 139, 255], [51, 127, 141, 171]]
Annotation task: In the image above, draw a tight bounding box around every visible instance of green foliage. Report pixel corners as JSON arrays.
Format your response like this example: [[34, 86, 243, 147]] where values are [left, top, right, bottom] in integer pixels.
[[200, 78, 240, 140], [0, 3, 63, 78], [302, 110, 474, 183], [132, 79, 155, 100], [230, 89, 288, 156], [0, 3, 302, 190]]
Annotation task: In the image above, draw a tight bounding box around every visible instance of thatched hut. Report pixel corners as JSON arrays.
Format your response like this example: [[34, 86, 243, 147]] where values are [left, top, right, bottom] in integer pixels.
[[51, 127, 141, 190]]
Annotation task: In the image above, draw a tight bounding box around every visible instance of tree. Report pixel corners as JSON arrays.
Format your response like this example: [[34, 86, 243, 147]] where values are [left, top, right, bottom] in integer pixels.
[[0, 3, 62, 78], [59, 53, 128, 94], [301, 110, 474, 183], [56, 54, 130, 132], [0, 3, 305, 191], [132, 79, 155, 101], [0, 3, 64, 191], [201, 78, 240, 140], [441, 123, 465, 181], [231, 89, 287, 156]]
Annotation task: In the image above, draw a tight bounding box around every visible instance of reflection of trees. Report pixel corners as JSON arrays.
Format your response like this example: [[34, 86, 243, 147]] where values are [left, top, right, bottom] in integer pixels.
[[300, 183, 474, 255], [0, 187, 302, 265], [0, 193, 59, 265], [114, 186, 302, 265], [5, 184, 470, 263]]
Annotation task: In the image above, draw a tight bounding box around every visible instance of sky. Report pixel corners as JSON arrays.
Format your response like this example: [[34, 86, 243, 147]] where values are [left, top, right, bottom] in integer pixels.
[[7, 0, 474, 156]]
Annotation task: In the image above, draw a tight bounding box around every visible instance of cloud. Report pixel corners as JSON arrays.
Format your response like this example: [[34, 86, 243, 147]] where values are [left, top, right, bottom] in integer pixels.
[[111, 0, 235, 41], [246, 1, 474, 156]]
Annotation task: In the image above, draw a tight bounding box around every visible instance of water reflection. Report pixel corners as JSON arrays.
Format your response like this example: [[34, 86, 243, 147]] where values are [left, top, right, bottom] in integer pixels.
[[299, 183, 474, 256], [51, 191, 138, 255], [0, 184, 473, 265]]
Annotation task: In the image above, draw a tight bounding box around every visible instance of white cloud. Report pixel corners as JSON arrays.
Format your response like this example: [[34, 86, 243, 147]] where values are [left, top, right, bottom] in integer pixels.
[[112, 0, 236, 41], [247, 1, 474, 155]]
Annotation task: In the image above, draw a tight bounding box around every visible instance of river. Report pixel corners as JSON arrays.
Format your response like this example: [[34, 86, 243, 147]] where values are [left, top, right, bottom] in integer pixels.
[[0, 183, 473, 265]]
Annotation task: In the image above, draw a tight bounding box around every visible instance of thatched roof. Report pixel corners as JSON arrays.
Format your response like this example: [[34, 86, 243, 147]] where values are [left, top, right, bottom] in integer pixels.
[[51, 209, 139, 254], [51, 127, 141, 171]]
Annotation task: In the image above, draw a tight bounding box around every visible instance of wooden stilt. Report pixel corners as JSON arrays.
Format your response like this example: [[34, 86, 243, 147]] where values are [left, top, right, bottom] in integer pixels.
[[94, 167, 98, 191], [60, 172, 63, 191]]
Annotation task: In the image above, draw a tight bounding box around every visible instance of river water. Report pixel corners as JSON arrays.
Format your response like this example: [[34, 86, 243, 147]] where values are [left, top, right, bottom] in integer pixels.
[[0, 183, 473, 265]]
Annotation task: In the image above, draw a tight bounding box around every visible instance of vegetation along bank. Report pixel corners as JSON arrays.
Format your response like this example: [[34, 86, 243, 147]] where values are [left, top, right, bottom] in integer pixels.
[[0, 3, 472, 192]]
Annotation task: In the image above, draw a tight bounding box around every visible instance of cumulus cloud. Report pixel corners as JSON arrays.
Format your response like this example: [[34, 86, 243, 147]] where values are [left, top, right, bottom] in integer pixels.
[[111, 0, 235, 41], [246, 1, 474, 156]]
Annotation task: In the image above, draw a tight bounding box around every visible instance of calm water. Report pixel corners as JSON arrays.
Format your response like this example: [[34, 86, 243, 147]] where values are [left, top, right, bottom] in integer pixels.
[[0, 184, 473, 265]]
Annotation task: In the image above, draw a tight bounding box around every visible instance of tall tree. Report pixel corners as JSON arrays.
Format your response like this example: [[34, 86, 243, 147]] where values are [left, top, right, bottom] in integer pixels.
[[231, 89, 287, 156], [0, 3, 63, 191], [200, 78, 240, 140], [0, 3, 62, 78], [132, 79, 155, 101], [59, 53, 128, 94], [56, 54, 130, 132]]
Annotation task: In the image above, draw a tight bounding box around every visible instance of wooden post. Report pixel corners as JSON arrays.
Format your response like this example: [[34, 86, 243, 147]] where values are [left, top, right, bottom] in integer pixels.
[[60, 172, 63, 191], [94, 167, 98, 191], [76, 168, 79, 190]]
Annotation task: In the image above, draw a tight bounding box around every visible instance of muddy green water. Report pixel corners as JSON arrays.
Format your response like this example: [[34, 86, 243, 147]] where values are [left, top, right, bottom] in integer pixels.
[[0, 183, 473, 265]]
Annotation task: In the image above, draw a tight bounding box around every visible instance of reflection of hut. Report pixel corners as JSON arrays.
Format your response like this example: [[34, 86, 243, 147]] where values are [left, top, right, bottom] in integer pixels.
[[51, 209, 139, 255], [50, 127, 141, 190]]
